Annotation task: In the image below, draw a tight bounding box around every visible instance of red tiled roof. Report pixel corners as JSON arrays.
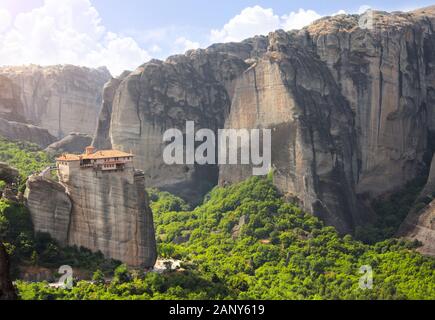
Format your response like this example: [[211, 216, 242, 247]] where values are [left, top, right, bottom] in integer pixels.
[[56, 150, 133, 162]]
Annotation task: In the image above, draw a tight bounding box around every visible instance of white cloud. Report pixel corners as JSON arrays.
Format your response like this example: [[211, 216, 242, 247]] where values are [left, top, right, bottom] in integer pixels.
[[210, 6, 325, 43], [0, 0, 150, 76], [210, 6, 281, 43], [332, 10, 347, 16], [281, 9, 321, 31], [150, 44, 162, 54], [358, 5, 372, 14], [175, 37, 200, 53], [0, 9, 11, 32]]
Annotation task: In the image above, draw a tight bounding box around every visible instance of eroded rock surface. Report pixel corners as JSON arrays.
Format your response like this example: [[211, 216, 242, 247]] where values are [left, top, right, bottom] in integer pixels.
[[0, 75, 26, 123], [0, 162, 19, 184], [45, 133, 93, 157], [304, 9, 435, 197], [25, 167, 157, 267], [398, 153, 435, 256], [93, 8, 435, 237], [93, 71, 131, 150], [25, 175, 72, 246], [0, 65, 111, 138], [66, 168, 156, 267], [0, 117, 56, 148]]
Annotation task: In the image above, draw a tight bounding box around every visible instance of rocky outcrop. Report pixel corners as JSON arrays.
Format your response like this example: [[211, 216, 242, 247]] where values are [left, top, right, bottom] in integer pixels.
[[61, 167, 157, 267], [399, 201, 435, 257], [25, 175, 72, 246], [108, 55, 247, 202], [0, 117, 56, 148], [0, 163, 19, 184], [220, 31, 365, 232], [303, 9, 435, 197], [93, 7, 435, 236], [92, 71, 131, 150], [398, 154, 435, 256], [0, 242, 17, 300], [25, 167, 157, 267], [0, 65, 111, 138], [0, 75, 26, 123], [45, 133, 93, 157]]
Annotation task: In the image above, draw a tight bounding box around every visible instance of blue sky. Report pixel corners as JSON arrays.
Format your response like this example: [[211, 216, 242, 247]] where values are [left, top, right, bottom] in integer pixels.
[[0, 0, 433, 75]]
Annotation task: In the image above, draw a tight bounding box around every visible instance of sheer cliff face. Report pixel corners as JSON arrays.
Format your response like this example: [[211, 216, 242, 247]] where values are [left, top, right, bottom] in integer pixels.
[[220, 32, 361, 232], [0, 75, 26, 122], [95, 8, 435, 234], [107, 55, 247, 202], [0, 118, 56, 148], [0, 65, 111, 138], [398, 154, 435, 256], [304, 9, 435, 196], [61, 166, 157, 267], [0, 75, 56, 147], [24, 176, 72, 246], [25, 168, 157, 267]]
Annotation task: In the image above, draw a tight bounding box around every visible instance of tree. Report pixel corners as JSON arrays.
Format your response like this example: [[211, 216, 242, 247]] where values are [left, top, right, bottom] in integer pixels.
[[113, 264, 131, 284], [92, 269, 105, 286], [0, 242, 17, 300]]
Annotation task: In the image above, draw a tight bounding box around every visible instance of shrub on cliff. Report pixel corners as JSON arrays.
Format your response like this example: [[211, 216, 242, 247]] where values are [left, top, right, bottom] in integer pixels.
[[0, 136, 52, 179]]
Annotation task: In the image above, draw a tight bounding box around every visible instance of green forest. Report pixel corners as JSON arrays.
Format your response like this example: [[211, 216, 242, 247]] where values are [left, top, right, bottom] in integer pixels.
[[1, 137, 435, 300]]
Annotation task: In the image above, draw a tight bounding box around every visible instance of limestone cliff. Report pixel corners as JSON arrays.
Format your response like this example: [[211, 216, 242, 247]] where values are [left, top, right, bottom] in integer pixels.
[[399, 201, 435, 257], [220, 31, 362, 232], [60, 165, 157, 267], [109, 55, 246, 202], [398, 154, 435, 256], [94, 8, 435, 237], [92, 71, 131, 150], [0, 75, 26, 123], [45, 133, 93, 157], [0, 163, 19, 184], [25, 176, 72, 246], [0, 74, 56, 146], [25, 167, 157, 267], [0, 65, 111, 138], [304, 8, 435, 196], [0, 117, 56, 148]]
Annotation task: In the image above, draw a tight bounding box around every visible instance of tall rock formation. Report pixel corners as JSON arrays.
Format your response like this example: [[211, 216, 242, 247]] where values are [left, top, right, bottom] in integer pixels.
[[93, 7, 435, 237], [25, 160, 157, 267], [0, 65, 111, 138], [220, 31, 362, 232], [108, 55, 247, 202], [398, 154, 435, 256], [0, 75, 26, 123], [45, 133, 93, 157], [92, 71, 131, 150], [0, 74, 56, 147], [25, 176, 72, 246], [303, 9, 435, 197], [0, 118, 56, 148], [60, 163, 156, 267], [0, 163, 19, 184]]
